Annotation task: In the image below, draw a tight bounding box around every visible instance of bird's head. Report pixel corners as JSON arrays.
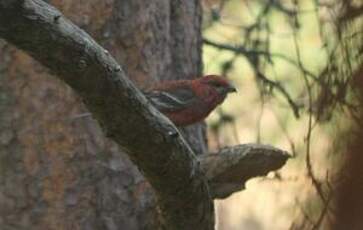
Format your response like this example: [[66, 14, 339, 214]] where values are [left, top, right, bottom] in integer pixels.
[[199, 75, 237, 96]]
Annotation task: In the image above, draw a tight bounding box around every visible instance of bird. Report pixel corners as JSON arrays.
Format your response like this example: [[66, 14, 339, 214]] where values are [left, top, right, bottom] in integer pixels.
[[144, 75, 237, 126]]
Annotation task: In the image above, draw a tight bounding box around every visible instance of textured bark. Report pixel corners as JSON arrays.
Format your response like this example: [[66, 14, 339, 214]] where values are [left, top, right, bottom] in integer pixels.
[[199, 144, 290, 199], [0, 1, 290, 230], [0, 0, 208, 230]]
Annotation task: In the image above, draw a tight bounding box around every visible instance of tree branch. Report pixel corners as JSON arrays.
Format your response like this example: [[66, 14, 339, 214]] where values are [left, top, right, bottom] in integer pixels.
[[0, 1, 213, 229], [0, 0, 291, 228], [199, 144, 290, 199], [203, 38, 323, 118]]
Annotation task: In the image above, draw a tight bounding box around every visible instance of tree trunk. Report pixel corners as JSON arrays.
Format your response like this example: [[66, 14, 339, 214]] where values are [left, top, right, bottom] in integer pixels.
[[0, 1, 204, 229], [0, 0, 290, 229]]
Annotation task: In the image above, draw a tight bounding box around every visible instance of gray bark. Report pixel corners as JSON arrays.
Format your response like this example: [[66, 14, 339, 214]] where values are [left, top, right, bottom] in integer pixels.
[[0, 0, 208, 229], [199, 144, 290, 199], [0, 0, 289, 230]]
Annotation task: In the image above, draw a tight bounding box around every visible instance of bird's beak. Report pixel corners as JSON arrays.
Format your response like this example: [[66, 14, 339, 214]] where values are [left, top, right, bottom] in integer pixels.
[[226, 85, 237, 93]]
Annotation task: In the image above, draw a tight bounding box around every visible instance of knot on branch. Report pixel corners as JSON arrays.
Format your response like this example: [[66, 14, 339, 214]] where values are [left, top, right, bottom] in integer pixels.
[[198, 144, 290, 199]]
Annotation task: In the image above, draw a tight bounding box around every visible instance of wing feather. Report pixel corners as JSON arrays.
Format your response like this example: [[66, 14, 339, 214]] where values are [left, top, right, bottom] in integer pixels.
[[144, 87, 197, 111]]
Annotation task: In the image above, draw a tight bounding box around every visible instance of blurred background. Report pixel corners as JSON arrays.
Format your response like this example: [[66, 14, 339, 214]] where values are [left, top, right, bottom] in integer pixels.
[[201, 0, 363, 229]]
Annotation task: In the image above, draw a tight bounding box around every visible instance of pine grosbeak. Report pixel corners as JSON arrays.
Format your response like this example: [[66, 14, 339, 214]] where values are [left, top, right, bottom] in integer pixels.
[[144, 75, 236, 126]]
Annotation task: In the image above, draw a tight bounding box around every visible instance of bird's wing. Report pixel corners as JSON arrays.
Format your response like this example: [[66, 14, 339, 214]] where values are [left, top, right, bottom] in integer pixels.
[[144, 86, 197, 112]]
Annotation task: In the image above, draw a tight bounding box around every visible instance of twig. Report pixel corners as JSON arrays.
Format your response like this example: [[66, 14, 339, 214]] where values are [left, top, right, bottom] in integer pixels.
[[204, 38, 301, 117], [291, 1, 329, 212]]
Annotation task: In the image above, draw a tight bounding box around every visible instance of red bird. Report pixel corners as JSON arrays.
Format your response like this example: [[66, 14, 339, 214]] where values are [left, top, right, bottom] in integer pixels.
[[144, 75, 236, 126]]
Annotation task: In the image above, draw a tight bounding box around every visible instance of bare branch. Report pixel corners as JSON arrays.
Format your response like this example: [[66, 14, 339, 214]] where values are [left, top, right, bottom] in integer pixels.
[[203, 38, 318, 81], [0, 1, 293, 228], [199, 144, 290, 199], [203, 38, 302, 118], [0, 1, 213, 229]]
